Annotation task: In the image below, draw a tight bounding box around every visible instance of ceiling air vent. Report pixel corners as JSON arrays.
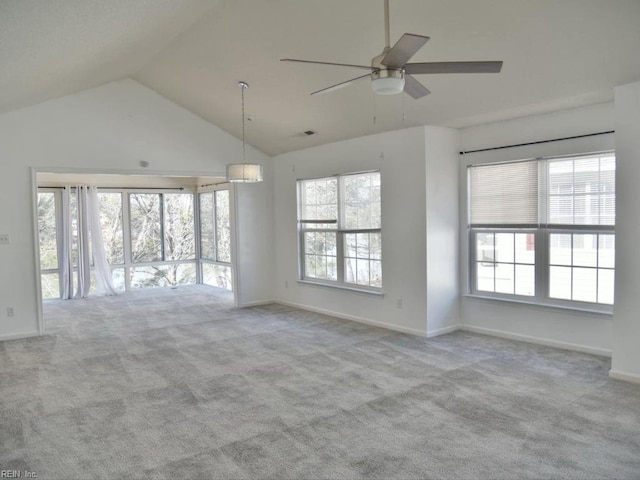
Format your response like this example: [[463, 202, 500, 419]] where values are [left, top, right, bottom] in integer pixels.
[[303, 130, 316, 136]]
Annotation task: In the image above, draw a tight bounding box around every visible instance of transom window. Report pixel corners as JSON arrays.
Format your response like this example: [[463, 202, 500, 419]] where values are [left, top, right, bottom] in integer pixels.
[[468, 152, 615, 309], [297, 171, 382, 291]]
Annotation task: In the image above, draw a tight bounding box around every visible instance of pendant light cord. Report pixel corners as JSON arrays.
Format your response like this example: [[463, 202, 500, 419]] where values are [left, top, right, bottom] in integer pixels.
[[241, 84, 246, 163]]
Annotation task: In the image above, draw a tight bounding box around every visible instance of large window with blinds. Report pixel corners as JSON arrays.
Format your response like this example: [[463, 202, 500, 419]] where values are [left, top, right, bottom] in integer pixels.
[[468, 152, 615, 309], [297, 171, 382, 291]]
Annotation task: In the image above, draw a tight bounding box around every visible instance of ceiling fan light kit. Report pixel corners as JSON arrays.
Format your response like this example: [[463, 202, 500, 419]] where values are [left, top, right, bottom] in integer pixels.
[[226, 81, 263, 184], [371, 69, 405, 95], [281, 0, 503, 99]]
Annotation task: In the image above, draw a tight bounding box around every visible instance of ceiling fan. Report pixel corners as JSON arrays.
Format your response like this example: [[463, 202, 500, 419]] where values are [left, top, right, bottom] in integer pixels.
[[281, 0, 503, 99]]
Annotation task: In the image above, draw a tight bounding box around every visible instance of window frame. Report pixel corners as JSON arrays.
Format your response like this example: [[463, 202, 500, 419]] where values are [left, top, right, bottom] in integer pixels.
[[198, 184, 233, 290], [466, 152, 615, 313], [297, 170, 382, 294]]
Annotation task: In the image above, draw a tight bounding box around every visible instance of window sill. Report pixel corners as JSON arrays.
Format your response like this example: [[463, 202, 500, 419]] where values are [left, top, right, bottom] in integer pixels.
[[463, 293, 613, 316], [297, 279, 384, 297]]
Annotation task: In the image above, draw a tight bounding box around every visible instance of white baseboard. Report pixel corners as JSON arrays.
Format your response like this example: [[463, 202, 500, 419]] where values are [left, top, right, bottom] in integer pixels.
[[275, 300, 427, 337], [427, 324, 460, 338], [238, 299, 276, 308], [460, 324, 611, 357], [609, 369, 640, 384], [0, 330, 40, 342]]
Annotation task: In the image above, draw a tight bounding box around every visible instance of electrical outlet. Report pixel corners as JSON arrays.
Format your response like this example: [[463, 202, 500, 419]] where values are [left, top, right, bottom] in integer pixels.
[[7, 307, 15, 317], [0, 234, 10, 245]]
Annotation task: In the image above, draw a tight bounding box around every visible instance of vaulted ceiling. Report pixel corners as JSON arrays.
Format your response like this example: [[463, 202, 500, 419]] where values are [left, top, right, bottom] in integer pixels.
[[2, 0, 640, 156]]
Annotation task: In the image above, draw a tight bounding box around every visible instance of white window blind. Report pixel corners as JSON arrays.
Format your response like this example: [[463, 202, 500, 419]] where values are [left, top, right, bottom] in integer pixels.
[[469, 160, 538, 226]]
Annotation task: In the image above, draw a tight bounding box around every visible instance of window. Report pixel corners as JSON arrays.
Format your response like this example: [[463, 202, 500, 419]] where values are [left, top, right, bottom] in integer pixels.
[[37, 191, 60, 299], [98, 192, 124, 265], [128, 192, 197, 288], [468, 152, 615, 309], [37, 187, 206, 298], [199, 188, 232, 290], [298, 171, 381, 291], [129, 193, 163, 263]]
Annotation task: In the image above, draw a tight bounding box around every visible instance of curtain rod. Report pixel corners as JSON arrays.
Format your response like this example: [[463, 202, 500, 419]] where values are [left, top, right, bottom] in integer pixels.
[[38, 186, 186, 191], [459, 130, 614, 155]]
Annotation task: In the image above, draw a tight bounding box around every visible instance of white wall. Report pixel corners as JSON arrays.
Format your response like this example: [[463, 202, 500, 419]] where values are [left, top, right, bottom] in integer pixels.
[[273, 128, 429, 335], [611, 80, 640, 382], [425, 127, 460, 336], [458, 102, 615, 356], [0, 78, 273, 339]]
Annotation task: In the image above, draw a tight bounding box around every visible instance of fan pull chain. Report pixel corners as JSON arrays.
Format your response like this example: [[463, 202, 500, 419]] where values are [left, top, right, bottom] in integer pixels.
[[402, 91, 406, 123], [372, 92, 377, 125]]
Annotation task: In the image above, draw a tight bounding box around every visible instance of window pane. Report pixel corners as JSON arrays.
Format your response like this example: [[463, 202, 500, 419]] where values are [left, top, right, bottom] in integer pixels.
[[37, 192, 58, 270], [129, 264, 195, 288], [130, 265, 170, 288], [304, 231, 337, 281], [549, 266, 572, 300], [164, 194, 195, 261], [495, 263, 514, 294], [199, 193, 215, 260], [572, 234, 597, 267], [203, 263, 232, 290], [548, 196, 573, 224], [174, 263, 197, 285], [344, 232, 381, 288], [112, 268, 126, 292], [476, 262, 495, 292], [515, 233, 535, 264], [370, 260, 382, 288], [599, 194, 615, 225], [495, 233, 514, 263], [550, 234, 572, 265], [572, 267, 597, 303], [41, 273, 60, 299], [305, 255, 316, 279], [598, 234, 615, 268], [356, 233, 370, 259], [300, 178, 337, 228], [549, 160, 573, 194], [515, 265, 535, 296], [345, 257, 356, 284], [370, 233, 382, 260], [343, 172, 381, 229], [215, 190, 231, 263], [548, 154, 615, 226], [98, 192, 124, 265], [327, 257, 337, 281], [476, 233, 494, 263], [598, 269, 615, 305], [130, 193, 162, 263]]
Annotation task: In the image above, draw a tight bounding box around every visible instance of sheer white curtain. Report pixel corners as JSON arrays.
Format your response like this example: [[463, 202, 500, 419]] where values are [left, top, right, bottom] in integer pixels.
[[61, 188, 74, 299], [88, 187, 118, 296], [60, 185, 117, 299]]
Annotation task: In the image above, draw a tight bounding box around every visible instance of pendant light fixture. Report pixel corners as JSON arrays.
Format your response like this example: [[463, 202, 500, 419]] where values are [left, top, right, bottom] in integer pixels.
[[226, 81, 263, 183]]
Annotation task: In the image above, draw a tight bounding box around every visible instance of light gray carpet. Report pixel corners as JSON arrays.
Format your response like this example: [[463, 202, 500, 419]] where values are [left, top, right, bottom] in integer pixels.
[[1, 285, 639, 479]]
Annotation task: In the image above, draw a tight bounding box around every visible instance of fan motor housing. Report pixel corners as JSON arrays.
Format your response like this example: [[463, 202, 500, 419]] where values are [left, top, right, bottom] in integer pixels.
[[370, 68, 404, 82]]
